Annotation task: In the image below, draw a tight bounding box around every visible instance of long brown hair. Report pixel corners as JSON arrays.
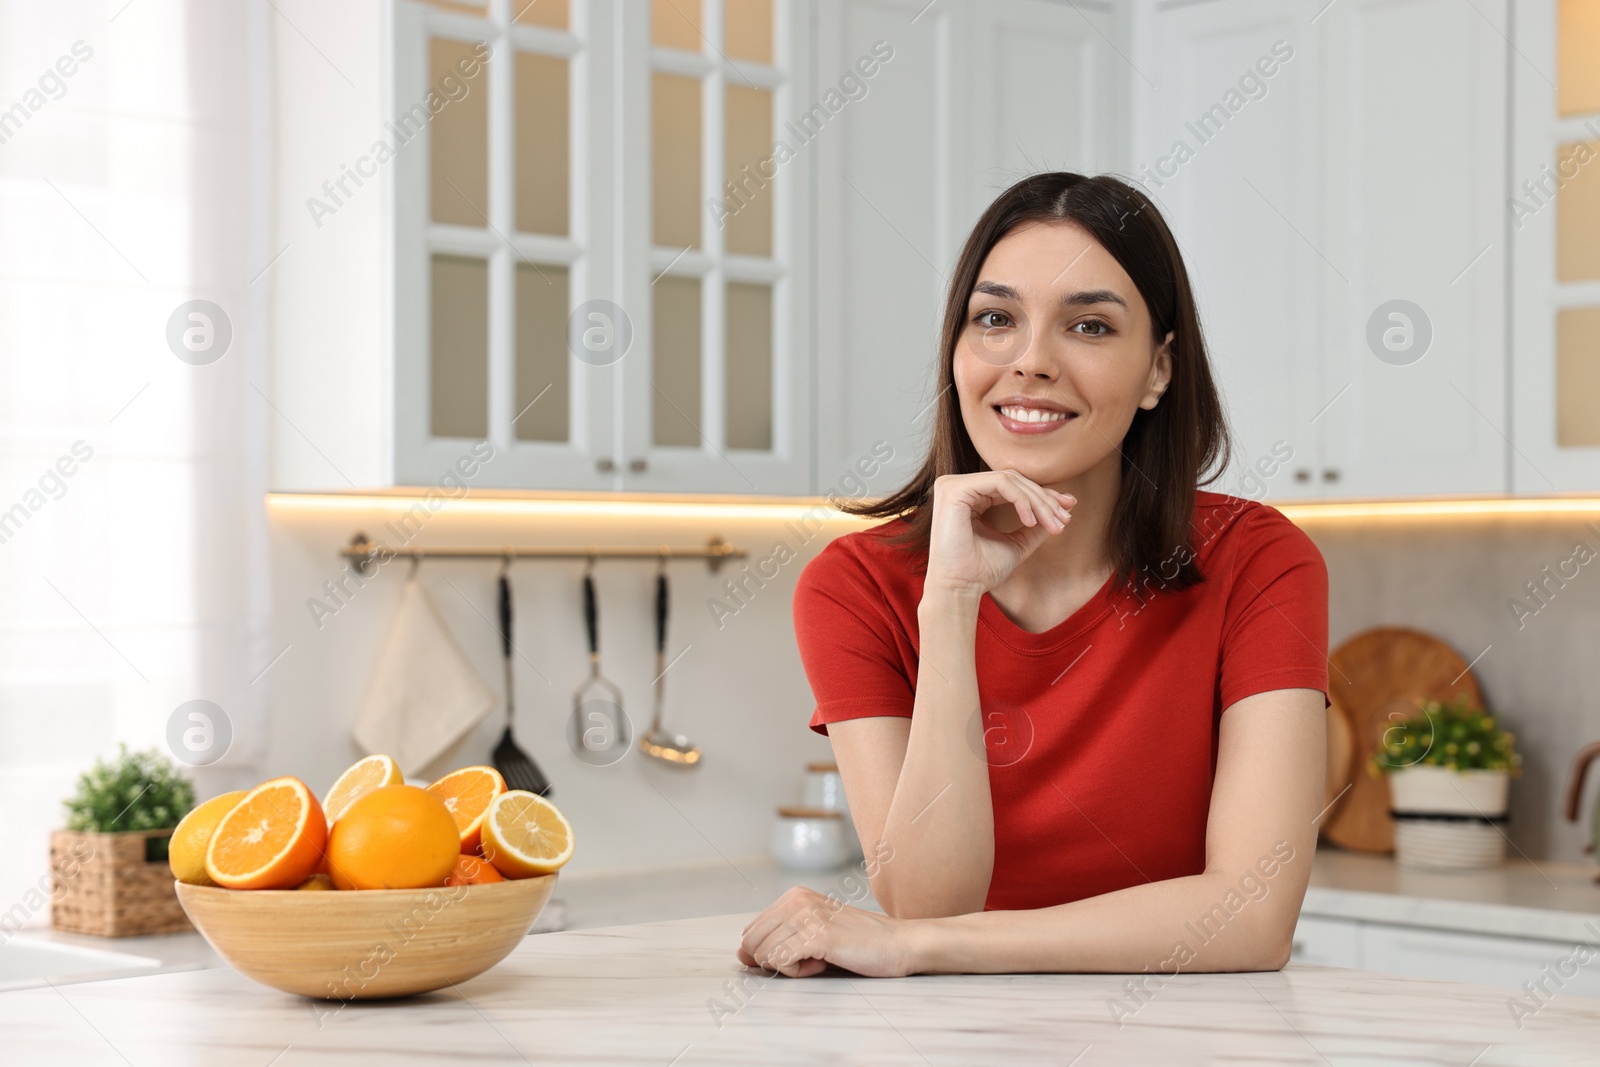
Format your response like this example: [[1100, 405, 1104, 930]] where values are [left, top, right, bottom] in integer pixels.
[[844, 172, 1230, 595]]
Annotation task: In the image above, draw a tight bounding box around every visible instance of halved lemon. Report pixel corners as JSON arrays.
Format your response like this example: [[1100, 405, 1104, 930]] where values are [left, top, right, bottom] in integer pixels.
[[480, 790, 574, 878], [205, 776, 327, 890], [425, 765, 506, 854], [169, 790, 248, 886], [323, 754, 403, 825]]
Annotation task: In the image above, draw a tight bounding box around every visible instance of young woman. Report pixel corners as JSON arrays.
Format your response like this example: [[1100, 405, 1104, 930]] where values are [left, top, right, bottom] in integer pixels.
[[737, 173, 1328, 980]]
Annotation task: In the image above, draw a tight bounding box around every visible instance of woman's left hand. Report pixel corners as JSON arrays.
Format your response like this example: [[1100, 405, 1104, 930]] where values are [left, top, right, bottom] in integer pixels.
[[736, 886, 924, 978]]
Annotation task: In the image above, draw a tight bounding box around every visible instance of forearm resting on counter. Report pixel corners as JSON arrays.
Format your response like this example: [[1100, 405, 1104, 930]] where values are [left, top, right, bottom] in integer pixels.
[[908, 840, 1308, 976]]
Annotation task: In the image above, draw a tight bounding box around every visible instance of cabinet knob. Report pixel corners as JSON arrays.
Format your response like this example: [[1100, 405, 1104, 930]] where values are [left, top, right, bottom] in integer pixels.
[[1322, 468, 1341, 483], [596, 457, 615, 473], [629, 458, 648, 473], [1294, 468, 1312, 483]]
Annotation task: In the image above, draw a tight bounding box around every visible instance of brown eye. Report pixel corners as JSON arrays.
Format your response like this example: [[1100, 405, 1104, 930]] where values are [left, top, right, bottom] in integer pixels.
[[973, 310, 1012, 329]]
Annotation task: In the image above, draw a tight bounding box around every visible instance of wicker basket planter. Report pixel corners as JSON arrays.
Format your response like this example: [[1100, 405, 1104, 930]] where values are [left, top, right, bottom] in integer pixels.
[[50, 829, 192, 937]]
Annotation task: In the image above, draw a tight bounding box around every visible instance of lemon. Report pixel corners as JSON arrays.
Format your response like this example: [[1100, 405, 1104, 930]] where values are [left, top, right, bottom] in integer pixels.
[[322, 753, 404, 825], [480, 790, 574, 878], [168, 790, 247, 886]]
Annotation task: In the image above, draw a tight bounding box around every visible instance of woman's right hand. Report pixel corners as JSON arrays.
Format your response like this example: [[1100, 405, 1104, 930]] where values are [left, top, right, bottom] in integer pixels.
[[923, 470, 1074, 599]]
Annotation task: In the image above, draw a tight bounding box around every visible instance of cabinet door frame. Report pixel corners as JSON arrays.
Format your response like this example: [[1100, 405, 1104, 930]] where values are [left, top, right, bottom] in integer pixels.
[[392, 0, 617, 491], [1509, 0, 1600, 494], [615, 0, 815, 496]]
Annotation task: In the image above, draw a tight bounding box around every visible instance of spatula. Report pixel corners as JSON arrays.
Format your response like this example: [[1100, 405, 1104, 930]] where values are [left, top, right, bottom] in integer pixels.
[[492, 562, 551, 797]]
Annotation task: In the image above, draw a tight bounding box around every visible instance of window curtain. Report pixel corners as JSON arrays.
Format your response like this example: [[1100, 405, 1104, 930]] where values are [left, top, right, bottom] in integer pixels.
[[0, 0, 273, 919]]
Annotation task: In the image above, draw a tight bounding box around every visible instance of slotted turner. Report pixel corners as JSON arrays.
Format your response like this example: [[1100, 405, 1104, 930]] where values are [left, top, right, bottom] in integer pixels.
[[492, 561, 551, 797], [574, 562, 626, 756]]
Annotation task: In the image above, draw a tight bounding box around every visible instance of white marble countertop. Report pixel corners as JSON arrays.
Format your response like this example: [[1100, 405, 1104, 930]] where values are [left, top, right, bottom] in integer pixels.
[[1305, 849, 1600, 943], [5, 910, 1600, 1065]]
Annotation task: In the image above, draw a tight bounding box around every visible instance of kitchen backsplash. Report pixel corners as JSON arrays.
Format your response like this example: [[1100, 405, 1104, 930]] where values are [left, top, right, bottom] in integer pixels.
[[264, 498, 859, 877], [259, 500, 1600, 876], [1302, 511, 1600, 866]]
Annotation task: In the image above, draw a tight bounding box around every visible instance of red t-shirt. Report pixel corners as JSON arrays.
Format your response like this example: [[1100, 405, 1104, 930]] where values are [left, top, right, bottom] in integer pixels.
[[792, 490, 1329, 912]]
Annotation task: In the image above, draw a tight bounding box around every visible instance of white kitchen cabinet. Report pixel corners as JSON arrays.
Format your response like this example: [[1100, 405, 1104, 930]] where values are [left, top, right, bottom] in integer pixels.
[[395, 0, 815, 494], [1291, 913, 1600, 1001], [1315, 0, 1508, 498], [1134, 0, 1508, 501], [1360, 923, 1600, 1000], [1290, 914, 1362, 969], [1131, 0, 1324, 501], [813, 0, 1123, 497], [274, 0, 815, 495]]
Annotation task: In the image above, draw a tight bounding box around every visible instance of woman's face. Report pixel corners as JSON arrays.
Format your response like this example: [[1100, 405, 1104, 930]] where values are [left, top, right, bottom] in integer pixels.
[[954, 219, 1172, 490]]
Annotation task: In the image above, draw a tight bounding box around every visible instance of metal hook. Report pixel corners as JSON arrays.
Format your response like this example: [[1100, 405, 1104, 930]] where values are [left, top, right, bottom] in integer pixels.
[[585, 546, 598, 576], [408, 551, 422, 579], [499, 549, 512, 578], [658, 546, 669, 574]]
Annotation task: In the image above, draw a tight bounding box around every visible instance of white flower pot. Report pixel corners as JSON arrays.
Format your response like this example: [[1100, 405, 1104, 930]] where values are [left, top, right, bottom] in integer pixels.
[[1388, 765, 1510, 871]]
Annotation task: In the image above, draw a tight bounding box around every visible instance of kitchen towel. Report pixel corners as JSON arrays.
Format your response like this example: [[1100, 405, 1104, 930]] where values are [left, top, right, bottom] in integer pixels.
[[353, 573, 497, 773]]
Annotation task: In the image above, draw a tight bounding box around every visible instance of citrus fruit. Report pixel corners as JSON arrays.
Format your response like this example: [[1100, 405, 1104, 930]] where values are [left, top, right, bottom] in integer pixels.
[[424, 765, 506, 854], [444, 854, 505, 886], [479, 790, 574, 878], [324, 784, 459, 891], [205, 777, 328, 890], [323, 754, 404, 825], [295, 873, 335, 891], [168, 790, 247, 886]]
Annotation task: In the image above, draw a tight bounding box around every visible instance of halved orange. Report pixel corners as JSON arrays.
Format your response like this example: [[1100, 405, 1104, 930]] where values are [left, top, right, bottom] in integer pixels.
[[323, 754, 404, 826], [424, 765, 506, 854], [205, 777, 328, 890], [479, 790, 574, 878]]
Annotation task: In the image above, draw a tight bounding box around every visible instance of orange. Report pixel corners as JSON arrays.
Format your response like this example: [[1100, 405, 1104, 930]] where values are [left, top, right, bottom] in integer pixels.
[[295, 873, 335, 891], [324, 785, 459, 891], [169, 790, 247, 886], [323, 754, 404, 825], [424, 765, 506, 854], [479, 790, 574, 878], [205, 777, 327, 890], [444, 854, 505, 886]]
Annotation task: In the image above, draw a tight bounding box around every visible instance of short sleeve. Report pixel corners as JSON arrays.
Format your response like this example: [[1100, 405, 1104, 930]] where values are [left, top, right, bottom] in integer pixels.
[[792, 538, 917, 735], [1218, 506, 1330, 712]]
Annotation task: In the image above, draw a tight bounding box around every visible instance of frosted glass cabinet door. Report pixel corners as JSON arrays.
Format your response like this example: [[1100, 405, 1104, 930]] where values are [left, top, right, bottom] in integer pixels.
[[1511, 0, 1600, 493], [393, 0, 617, 491], [615, 0, 813, 495]]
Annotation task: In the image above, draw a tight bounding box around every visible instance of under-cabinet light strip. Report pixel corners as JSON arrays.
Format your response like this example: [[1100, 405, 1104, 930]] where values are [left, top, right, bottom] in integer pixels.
[[269, 492, 1600, 523]]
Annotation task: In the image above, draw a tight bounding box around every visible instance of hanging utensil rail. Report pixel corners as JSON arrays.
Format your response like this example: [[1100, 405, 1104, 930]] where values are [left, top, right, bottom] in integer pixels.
[[341, 533, 747, 576]]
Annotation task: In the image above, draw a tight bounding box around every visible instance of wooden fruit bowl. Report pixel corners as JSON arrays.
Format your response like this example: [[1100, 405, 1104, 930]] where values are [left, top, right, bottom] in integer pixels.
[[175, 874, 557, 999]]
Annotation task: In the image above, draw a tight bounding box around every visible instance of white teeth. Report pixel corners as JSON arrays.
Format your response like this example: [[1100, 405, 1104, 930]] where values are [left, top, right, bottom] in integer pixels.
[[999, 405, 1071, 424]]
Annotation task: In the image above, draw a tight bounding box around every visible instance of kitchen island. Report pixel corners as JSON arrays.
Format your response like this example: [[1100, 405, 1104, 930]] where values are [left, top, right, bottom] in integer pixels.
[[4, 910, 1599, 1065]]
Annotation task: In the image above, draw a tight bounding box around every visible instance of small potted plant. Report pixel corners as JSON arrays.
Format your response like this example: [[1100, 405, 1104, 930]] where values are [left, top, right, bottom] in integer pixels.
[[1372, 696, 1521, 870], [52, 744, 197, 937]]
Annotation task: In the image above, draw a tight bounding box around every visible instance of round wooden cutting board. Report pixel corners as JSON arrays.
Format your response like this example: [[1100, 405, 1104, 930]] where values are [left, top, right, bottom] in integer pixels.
[[1323, 693, 1354, 824], [1321, 627, 1484, 853]]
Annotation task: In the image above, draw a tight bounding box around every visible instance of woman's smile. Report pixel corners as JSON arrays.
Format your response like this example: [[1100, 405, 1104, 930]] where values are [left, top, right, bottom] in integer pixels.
[[993, 396, 1079, 435]]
